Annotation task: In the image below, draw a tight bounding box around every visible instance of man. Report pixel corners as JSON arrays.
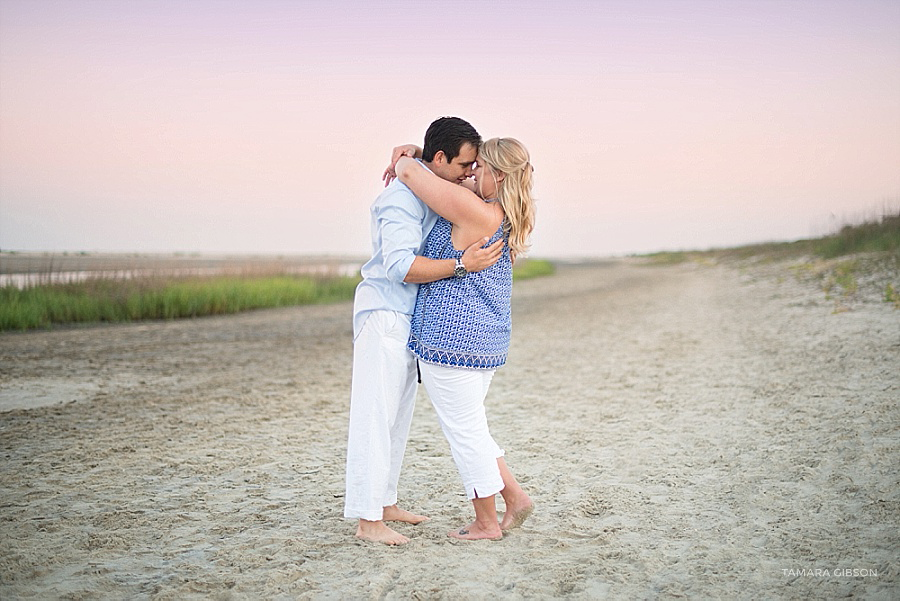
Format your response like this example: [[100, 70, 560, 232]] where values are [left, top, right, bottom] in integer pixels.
[[344, 117, 502, 545]]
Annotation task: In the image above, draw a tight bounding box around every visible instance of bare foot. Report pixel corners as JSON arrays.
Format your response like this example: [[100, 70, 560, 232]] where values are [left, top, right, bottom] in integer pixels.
[[382, 504, 429, 525], [356, 520, 409, 545], [448, 521, 502, 541], [500, 501, 534, 531]]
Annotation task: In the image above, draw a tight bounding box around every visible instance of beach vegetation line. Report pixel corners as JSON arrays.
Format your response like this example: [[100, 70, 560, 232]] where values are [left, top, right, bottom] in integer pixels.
[[0, 274, 360, 332], [637, 209, 899, 310], [512, 258, 556, 280], [1, 258, 556, 331], [640, 208, 899, 264]]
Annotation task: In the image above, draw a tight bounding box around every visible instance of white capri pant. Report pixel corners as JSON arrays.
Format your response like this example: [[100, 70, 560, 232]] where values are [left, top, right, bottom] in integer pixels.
[[419, 361, 504, 500], [344, 311, 418, 521]]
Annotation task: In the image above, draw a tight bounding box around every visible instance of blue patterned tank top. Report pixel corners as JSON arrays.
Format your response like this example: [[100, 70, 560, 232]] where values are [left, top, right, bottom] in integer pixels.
[[407, 216, 512, 370]]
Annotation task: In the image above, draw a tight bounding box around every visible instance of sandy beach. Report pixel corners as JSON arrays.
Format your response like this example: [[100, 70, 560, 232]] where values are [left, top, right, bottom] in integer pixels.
[[1, 257, 897, 599]]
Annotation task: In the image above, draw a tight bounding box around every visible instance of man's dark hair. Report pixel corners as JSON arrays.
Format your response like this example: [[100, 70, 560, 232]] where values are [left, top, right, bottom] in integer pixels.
[[422, 117, 481, 163]]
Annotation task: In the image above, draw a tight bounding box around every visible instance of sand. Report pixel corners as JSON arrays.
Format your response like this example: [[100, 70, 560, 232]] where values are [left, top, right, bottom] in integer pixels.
[[1, 257, 897, 599]]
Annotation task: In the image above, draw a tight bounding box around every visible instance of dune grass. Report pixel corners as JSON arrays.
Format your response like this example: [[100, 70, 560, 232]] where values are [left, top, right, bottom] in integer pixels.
[[814, 213, 900, 258], [641, 209, 900, 265], [638, 210, 900, 311]]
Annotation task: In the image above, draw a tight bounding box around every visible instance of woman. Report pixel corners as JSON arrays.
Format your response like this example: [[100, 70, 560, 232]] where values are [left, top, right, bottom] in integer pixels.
[[388, 137, 536, 541]]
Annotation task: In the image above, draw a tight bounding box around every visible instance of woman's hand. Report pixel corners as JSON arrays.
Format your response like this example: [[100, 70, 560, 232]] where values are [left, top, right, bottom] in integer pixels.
[[382, 144, 422, 186]]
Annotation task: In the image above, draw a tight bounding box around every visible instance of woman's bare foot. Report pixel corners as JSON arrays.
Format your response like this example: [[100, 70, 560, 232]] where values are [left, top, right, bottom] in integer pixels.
[[356, 520, 409, 545], [496, 458, 533, 531], [500, 500, 534, 531], [382, 504, 429, 525], [448, 521, 502, 541]]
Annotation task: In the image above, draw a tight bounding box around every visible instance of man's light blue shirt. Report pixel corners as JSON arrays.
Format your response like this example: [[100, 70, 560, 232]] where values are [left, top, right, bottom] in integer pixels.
[[352, 175, 438, 338]]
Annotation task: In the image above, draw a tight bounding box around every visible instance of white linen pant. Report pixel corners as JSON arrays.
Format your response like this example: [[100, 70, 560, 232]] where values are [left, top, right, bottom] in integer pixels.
[[344, 311, 418, 521], [419, 361, 504, 500]]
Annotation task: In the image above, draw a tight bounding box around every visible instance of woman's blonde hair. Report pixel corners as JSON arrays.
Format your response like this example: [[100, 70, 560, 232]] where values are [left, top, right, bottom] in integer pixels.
[[479, 137, 535, 262]]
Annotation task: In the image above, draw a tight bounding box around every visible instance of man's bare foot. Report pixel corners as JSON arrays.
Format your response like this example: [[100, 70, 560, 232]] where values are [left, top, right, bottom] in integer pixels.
[[448, 521, 502, 541], [500, 500, 534, 531], [382, 504, 429, 525], [356, 520, 409, 545]]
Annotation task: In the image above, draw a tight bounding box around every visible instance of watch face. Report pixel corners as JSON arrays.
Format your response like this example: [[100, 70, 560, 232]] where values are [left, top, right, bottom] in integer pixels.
[[454, 265, 467, 277]]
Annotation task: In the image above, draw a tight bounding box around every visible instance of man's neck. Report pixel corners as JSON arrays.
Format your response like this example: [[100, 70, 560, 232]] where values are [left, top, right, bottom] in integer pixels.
[[419, 160, 439, 178]]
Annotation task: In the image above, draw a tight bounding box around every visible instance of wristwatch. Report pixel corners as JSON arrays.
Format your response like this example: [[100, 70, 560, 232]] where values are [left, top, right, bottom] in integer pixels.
[[454, 258, 468, 278]]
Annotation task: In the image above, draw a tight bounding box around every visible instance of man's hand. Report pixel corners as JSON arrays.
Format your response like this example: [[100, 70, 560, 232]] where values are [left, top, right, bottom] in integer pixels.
[[382, 144, 422, 187], [461, 237, 503, 273]]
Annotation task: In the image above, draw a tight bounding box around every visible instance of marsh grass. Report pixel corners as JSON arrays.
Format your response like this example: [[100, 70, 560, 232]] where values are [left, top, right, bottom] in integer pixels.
[[1, 256, 556, 331], [512, 258, 556, 280], [0, 274, 361, 332]]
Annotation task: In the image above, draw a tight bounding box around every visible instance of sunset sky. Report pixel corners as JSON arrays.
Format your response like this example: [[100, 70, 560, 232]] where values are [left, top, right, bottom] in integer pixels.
[[1, 0, 898, 258]]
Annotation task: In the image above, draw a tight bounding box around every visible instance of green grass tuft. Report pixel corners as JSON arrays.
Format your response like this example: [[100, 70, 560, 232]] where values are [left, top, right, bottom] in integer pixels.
[[884, 283, 900, 308], [821, 260, 860, 297]]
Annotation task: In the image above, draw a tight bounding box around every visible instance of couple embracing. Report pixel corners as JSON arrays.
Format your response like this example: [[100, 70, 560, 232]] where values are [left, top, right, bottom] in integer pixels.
[[344, 117, 535, 545]]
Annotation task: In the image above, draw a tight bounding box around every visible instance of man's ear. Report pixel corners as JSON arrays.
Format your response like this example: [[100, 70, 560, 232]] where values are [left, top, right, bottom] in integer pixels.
[[432, 150, 446, 165]]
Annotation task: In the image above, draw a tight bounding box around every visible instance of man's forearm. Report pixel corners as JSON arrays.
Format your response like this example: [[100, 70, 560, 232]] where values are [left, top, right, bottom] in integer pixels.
[[403, 256, 457, 284]]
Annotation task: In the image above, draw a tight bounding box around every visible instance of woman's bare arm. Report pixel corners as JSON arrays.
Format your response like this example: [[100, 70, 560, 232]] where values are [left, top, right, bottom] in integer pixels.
[[382, 144, 421, 186], [395, 157, 494, 229]]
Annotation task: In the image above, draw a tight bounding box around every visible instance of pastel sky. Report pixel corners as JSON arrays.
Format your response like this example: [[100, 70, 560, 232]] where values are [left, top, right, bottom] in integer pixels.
[[1, 0, 898, 258]]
